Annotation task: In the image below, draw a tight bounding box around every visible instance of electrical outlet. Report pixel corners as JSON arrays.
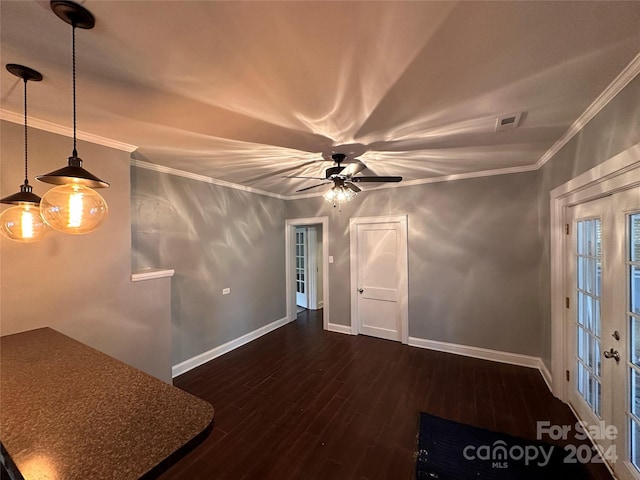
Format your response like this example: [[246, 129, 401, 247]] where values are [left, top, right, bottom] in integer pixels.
[[222, 288, 230, 295]]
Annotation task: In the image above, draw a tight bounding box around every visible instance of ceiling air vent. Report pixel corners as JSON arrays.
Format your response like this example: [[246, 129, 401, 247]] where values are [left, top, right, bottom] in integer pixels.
[[495, 112, 522, 132]]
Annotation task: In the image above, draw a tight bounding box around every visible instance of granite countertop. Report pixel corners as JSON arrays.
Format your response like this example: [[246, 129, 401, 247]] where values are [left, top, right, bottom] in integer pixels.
[[0, 328, 214, 479]]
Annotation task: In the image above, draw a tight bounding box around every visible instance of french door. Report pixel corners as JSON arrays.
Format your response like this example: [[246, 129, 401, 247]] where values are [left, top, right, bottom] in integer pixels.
[[295, 227, 308, 308], [566, 186, 640, 479]]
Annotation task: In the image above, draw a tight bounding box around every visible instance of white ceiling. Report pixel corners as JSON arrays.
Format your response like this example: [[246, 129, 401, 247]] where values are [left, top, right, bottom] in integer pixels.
[[2, 1, 640, 196]]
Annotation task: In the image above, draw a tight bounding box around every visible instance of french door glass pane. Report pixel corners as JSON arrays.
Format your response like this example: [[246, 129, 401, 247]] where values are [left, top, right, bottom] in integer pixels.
[[594, 298, 601, 337], [631, 214, 640, 262], [578, 326, 586, 358], [594, 340, 601, 377], [576, 218, 602, 417], [631, 365, 640, 418], [631, 265, 640, 315], [632, 418, 640, 468], [632, 317, 640, 367]]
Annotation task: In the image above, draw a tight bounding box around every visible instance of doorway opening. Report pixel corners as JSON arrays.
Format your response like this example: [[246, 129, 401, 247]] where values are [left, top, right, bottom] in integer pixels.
[[295, 225, 323, 311], [285, 217, 330, 330]]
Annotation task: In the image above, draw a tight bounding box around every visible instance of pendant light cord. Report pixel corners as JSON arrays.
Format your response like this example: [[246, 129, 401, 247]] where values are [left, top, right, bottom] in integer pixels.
[[72, 24, 77, 158], [23, 77, 29, 186]]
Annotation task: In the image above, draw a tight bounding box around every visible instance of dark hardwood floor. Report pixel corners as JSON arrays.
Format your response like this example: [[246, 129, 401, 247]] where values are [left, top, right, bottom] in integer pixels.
[[157, 309, 613, 480]]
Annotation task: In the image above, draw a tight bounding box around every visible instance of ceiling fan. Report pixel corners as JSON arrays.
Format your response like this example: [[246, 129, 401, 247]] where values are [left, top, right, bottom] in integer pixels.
[[287, 153, 402, 193]]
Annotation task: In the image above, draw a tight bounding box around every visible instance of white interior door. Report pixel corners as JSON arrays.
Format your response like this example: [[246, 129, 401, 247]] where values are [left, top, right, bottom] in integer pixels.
[[566, 187, 640, 479], [295, 227, 308, 308], [350, 216, 408, 343]]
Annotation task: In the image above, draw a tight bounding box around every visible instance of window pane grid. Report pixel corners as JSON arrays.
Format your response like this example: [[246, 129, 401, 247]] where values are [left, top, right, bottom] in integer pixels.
[[630, 213, 640, 471], [630, 417, 640, 471], [295, 230, 305, 295], [575, 218, 602, 418]]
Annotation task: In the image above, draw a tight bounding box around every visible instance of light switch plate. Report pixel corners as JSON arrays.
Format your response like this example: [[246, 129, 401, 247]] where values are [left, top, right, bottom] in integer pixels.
[[222, 288, 230, 295], [328, 256, 334, 264]]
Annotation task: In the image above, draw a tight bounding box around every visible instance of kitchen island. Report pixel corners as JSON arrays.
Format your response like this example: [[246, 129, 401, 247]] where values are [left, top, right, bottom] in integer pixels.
[[0, 328, 214, 479]]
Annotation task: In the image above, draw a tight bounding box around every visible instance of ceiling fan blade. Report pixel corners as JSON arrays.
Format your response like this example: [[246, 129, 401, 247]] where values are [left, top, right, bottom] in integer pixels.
[[295, 182, 331, 192], [284, 175, 327, 180], [345, 182, 361, 193], [351, 176, 403, 183], [341, 161, 366, 178]]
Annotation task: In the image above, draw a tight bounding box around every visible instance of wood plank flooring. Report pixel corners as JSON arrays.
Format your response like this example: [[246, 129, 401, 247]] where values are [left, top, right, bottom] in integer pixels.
[[157, 309, 613, 479]]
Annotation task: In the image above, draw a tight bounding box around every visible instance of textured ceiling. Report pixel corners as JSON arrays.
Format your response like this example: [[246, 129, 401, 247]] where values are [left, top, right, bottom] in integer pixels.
[[2, 1, 640, 196]]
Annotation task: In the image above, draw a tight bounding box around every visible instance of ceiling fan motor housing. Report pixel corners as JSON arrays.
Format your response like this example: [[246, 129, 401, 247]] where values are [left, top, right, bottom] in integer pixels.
[[325, 165, 345, 178]]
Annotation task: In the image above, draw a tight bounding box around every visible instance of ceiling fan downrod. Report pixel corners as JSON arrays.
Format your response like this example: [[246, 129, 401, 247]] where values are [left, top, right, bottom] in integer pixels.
[[325, 153, 347, 179]]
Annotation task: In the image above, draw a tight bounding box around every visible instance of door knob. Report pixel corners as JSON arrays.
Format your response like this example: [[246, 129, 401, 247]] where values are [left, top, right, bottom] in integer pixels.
[[603, 348, 620, 362], [358, 288, 364, 293]]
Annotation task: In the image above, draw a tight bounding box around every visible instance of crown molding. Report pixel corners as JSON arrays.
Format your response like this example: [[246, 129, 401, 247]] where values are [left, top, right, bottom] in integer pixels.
[[131, 159, 288, 200], [156, 47, 639, 200], [5, 51, 639, 192], [535, 52, 640, 169], [291, 164, 539, 200], [375, 164, 539, 188], [0, 109, 137, 153], [132, 160, 539, 201]]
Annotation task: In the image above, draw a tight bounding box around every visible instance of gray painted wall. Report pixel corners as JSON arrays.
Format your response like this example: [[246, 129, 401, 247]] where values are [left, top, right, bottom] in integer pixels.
[[0, 121, 172, 382], [286, 172, 543, 357], [131, 166, 287, 365], [285, 74, 640, 365], [537, 75, 640, 368], [9, 72, 633, 382]]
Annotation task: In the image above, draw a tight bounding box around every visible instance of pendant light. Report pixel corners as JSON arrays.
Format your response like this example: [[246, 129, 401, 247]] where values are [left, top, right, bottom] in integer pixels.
[[37, 0, 109, 235], [0, 64, 49, 243]]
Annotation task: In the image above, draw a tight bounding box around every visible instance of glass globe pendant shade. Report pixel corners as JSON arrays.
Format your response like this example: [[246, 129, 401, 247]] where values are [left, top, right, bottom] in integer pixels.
[[40, 184, 107, 234], [0, 204, 49, 242]]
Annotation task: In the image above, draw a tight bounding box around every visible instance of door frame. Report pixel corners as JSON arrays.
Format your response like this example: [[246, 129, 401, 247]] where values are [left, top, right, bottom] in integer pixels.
[[550, 142, 640, 401], [294, 227, 310, 309], [285, 217, 329, 329], [306, 226, 319, 309], [349, 214, 409, 344]]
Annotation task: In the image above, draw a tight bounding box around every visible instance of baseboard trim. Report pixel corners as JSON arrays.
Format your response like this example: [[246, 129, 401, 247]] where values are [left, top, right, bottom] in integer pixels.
[[408, 336, 551, 390], [172, 316, 291, 378], [327, 323, 354, 335], [566, 402, 617, 479], [538, 360, 552, 392]]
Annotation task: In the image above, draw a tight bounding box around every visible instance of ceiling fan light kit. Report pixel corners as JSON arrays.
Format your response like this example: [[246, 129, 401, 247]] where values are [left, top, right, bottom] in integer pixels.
[[293, 153, 402, 208], [37, 0, 109, 235], [323, 183, 357, 210], [0, 64, 50, 243]]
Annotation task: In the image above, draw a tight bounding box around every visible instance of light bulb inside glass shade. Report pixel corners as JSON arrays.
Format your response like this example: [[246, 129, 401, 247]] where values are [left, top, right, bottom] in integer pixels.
[[40, 184, 108, 234], [0, 204, 49, 242], [323, 188, 336, 202], [323, 186, 356, 203]]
